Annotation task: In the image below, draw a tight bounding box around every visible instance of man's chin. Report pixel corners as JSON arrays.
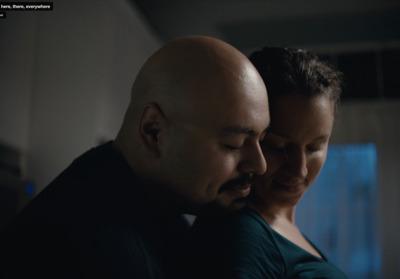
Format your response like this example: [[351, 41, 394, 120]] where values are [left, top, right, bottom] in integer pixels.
[[213, 193, 248, 213], [225, 198, 247, 211]]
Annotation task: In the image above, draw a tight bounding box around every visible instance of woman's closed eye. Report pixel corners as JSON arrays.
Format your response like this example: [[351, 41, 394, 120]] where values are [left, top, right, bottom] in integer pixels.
[[306, 141, 328, 153], [261, 135, 287, 151], [266, 143, 286, 151], [306, 145, 321, 152], [261, 139, 288, 154]]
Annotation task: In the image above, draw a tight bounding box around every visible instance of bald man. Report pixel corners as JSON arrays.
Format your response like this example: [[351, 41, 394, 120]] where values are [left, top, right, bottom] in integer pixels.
[[0, 36, 270, 278]]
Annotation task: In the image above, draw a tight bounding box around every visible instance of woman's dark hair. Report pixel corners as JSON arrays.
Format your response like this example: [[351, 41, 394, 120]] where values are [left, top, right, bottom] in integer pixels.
[[249, 47, 343, 111]]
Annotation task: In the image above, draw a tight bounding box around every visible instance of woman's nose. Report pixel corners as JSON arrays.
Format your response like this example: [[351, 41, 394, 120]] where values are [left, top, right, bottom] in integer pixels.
[[286, 150, 308, 178]]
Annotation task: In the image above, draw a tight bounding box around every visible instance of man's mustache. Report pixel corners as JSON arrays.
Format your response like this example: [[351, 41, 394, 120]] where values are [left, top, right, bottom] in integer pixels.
[[218, 174, 257, 193]]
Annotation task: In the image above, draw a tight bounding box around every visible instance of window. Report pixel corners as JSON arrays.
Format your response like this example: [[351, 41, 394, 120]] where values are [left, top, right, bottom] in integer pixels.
[[296, 143, 381, 279]]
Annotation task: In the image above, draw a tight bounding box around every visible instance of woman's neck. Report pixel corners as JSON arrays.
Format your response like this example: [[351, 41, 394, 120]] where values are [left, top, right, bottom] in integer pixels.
[[248, 201, 323, 259], [249, 200, 296, 225]]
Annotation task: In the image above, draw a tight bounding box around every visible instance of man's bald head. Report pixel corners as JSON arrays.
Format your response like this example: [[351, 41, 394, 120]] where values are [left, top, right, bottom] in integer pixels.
[[114, 35, 269, 213], [127, 35, 262, 122]]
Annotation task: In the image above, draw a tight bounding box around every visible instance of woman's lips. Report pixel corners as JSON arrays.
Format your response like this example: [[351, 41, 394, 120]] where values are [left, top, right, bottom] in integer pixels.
[[275, 180, 305, 193]]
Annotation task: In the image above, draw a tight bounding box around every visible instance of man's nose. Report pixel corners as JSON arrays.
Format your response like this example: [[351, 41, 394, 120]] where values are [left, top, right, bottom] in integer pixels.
[[238, 142, 267, 175]]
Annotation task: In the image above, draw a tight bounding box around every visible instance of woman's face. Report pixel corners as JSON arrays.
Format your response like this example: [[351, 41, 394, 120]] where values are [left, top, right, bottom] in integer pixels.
[[252, 94, 335, 208]]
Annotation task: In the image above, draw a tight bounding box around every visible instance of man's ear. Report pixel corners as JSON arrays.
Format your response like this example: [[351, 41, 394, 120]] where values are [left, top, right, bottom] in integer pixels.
[[139, 103, 166, 158]]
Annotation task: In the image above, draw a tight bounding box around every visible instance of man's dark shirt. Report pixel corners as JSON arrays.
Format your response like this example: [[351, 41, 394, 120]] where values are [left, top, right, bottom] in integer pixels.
[[0, 141, 189, 278]]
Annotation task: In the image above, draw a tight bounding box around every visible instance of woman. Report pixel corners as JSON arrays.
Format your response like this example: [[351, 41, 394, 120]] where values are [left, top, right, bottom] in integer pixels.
[[188, 47, 348, 278]]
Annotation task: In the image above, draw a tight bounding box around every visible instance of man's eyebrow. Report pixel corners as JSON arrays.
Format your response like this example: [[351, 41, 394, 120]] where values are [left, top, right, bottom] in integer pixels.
[[220, 126, 255, 136], [219, 126, 270, 136]]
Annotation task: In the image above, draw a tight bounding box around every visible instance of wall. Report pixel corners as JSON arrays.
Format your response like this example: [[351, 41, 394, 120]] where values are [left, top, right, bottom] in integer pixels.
[[0, 9, 36, 153], [0, 0, 162, 191]]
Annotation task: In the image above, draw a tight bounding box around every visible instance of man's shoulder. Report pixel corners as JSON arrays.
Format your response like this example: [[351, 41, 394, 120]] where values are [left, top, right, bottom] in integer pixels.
[[3, 141, 144, 229]]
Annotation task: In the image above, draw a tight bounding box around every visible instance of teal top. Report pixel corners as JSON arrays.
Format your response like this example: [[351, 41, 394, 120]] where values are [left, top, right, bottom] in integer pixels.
[[189, 207, 349, 279]]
